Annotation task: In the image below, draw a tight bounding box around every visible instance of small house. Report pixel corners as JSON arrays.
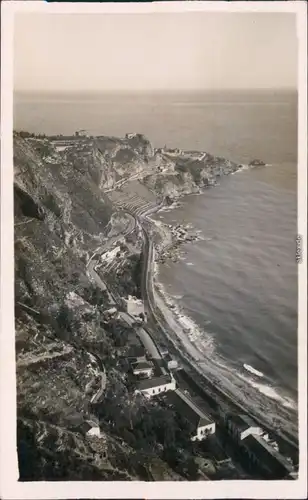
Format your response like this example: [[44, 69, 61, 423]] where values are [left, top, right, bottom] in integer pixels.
[[167, 359, 178, 371], [81, 419, 101, 438], [225, 413, 263, 442], [135, 375, 176, 398]]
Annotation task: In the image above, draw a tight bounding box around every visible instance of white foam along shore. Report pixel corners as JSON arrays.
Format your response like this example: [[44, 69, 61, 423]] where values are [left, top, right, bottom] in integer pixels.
[[150, 208, 298, 433], [231, 162, 271, 175], [243, 363, 264, 378], [152, 261, 216, 358], [153, 263, 298, 421]]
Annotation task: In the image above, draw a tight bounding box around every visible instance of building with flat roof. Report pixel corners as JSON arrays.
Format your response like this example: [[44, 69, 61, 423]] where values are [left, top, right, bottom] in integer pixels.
[[122, 295, 145, 318], [135, 375, 176, 398], [242, 433, 294, 479], [168, 389, 215, 441], [225, 413, 264, 442]]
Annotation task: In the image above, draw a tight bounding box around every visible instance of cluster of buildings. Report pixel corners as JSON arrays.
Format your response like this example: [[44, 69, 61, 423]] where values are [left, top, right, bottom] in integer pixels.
[[225, 413, 297, 479], [127, 343, 216, 442], [127, 330, 296, 477], [135, 374, 216, 442], [102, 295, 146, 326], [103, 294, 297, 479], [156, 146, 184, 156]]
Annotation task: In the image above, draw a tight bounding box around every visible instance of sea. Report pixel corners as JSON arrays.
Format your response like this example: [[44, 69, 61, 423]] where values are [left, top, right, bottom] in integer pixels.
[[14, 90, 298, 437]]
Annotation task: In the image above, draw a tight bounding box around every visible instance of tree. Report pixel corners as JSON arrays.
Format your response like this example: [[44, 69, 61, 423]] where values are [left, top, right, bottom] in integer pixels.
[[185, 457, 199, 480], [162, 445, 181, 468]]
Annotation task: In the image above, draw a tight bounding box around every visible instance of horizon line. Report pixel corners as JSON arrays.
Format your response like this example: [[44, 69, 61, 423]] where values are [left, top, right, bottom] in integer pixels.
[[14, 87, 298, 94]]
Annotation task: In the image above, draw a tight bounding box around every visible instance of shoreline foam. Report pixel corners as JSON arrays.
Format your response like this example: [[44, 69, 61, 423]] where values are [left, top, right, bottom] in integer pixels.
[[149, 198, 297, 436], [155, 271, 298, 416]]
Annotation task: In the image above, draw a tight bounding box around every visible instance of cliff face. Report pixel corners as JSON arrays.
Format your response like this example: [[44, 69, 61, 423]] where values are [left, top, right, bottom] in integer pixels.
[[14, 131, 241, 481], [95, 133, 154, 181], [14, 134, 141, 480], [14, 133, 188, 480]]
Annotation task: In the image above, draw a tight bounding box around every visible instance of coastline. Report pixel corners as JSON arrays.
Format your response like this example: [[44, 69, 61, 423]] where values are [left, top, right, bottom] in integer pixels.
[[147, 187, 298, 441]]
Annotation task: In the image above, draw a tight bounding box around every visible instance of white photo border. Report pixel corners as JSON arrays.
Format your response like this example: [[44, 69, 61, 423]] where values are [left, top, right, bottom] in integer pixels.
[[1, 1, 307, 499]]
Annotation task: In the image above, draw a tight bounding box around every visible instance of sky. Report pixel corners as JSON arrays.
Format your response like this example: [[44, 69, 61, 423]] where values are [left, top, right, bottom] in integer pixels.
[[14, 12, 298, 92]]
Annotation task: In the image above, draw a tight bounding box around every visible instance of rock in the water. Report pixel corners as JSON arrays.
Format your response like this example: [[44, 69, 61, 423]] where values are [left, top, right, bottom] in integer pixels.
[[249, 159, 266, 166]]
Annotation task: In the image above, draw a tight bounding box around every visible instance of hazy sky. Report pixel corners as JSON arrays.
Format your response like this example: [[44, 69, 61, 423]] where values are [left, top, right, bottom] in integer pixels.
[[14, 12, 297, 92]]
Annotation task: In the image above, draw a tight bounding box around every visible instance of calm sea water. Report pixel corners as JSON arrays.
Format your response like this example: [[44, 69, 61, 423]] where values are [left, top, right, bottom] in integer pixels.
[[14, 90, 298, 434]]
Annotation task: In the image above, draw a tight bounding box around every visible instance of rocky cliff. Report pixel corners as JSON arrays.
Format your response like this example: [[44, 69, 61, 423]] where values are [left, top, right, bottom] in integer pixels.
[[14, 131, 241, 481]]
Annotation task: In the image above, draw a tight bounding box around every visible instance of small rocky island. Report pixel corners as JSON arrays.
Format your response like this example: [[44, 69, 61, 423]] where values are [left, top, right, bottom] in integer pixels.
[[249, 158, 267, 167]]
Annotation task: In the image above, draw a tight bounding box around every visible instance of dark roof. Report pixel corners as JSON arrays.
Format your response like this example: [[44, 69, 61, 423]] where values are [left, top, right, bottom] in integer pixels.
[[79, 421, 93, 433], [243, 434, 294, 478], [168, 389, 213, 429], [228, 413, 259, 432], [127, 345, 145, 358], [137, 375, 172, 391], [132, 361, 153, 371]]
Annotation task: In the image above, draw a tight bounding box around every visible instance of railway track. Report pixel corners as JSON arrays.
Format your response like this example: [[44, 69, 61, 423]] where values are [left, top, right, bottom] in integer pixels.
[[100, 197, 298, 462]]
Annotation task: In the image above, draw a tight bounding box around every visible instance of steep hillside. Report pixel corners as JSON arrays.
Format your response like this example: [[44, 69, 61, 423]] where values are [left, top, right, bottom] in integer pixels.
[[14, 133, 194, 481], [14, 133, 144, 480], [14, 131, 242, 481]]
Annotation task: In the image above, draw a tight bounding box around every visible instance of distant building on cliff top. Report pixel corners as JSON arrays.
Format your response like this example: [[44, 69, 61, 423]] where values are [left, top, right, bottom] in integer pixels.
[[75, 129, 88, 137]]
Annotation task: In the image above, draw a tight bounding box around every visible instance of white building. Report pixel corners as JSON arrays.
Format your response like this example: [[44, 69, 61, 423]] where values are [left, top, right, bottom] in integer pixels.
[[170, 389, 216, 441], [82, 419, 101, 438], [225, 414, 264, 442], [122, 295, 144, 318], [100, 246, 121, 265], [103, 307, 118, 318], [167, 359, 178, 371], [132, 360, 154, 378], [75, 129, 88, 137], [135, 375, 176, 398]]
